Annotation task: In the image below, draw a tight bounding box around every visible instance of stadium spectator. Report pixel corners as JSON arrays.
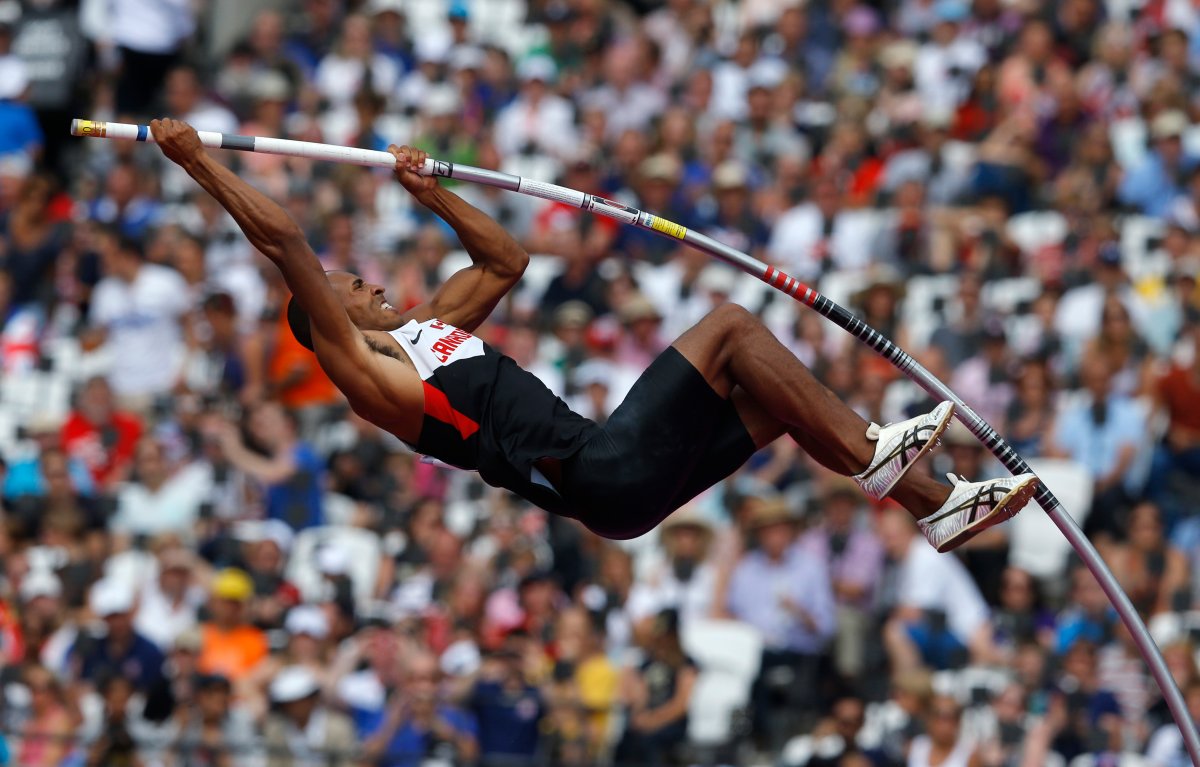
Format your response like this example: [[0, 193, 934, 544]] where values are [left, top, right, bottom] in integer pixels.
[[1146, 680, 1200, 767], [1104, 502, 1190, 618], [0, 35, 42, 169], [722, 498, 836, 744], [493, 55, 577, 161], [16, 569, 74, 676], [780, 694, 871, 767], [133, 543, 203, 651], [85, 234, 188, 408], [362, 650, 479, 767], [71, 577, 165, 693], [614, 609, 696, 767], [207, 401, 324, 531], [109, 436, 213, 541], [85, 673, 141, 767], [14, 664, 73, 767], [1047, 352, 1148, 538], [60, 375, 143, 491], [991, 566, 1054, 652], [628, 507, 718, 627], [799, 476, 884, 680], [1119, 111, 1198, 218], [468, 642, 545, 767], [878, 510, 996, 671], [263, 665, 358, 767], [1155, 321, 1200, 492], [197, 568, 268, 684], [907, 694, 978, 767], [167, 672, 258, 767], [1056, 564, 1118, 654], [1047, 639, 1123, 762]]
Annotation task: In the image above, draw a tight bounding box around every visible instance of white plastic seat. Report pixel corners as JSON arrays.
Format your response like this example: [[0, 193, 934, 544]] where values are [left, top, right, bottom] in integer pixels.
[[1119, 214, 1166, 280], [1005, 211, 1067, 255], [681, 618, 764, 745], [1008, 458, 1094, 581], [981, 277, 1041, 315], [287, 526, 382, 607]]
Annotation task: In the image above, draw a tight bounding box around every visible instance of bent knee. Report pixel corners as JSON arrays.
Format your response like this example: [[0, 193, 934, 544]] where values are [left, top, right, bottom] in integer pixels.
[[704, 303, 757, 335]]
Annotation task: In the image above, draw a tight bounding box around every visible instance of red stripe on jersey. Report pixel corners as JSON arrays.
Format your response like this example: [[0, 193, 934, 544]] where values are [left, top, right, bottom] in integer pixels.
[[421, 380, 480, 440]]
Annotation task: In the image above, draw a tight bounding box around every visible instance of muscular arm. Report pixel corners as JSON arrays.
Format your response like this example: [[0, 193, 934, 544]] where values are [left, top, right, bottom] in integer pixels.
[[151, 120, 394, 414], [392, 147, 529, 332]]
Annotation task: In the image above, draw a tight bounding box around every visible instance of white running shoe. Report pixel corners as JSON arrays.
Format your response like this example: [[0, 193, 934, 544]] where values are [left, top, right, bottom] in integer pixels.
[[918, 472, 1040, 553], [852, 401, 955, 501]]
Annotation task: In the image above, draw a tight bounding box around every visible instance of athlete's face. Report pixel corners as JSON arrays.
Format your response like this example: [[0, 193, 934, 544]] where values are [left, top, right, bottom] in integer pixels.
[[327, 271, 404, 331]]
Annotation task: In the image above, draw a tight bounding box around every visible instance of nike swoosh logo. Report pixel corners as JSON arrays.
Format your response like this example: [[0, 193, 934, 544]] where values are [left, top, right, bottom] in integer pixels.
[[412, 329, 423, 344]]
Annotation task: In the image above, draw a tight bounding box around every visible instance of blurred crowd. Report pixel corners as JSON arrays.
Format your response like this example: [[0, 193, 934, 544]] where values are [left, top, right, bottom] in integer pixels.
[[0, 0, 1199, 765]]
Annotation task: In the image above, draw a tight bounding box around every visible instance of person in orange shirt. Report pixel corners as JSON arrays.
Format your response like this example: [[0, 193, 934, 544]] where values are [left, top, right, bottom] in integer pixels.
[[198, 568, 269, 684], [268, 300, 339, 410]]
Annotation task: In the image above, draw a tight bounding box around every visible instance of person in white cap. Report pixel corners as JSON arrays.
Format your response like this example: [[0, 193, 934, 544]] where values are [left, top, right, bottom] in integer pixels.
[[236, 518, 302, 628], [71, 578, 165, 693], [244, 604, 333, 720], [153, 118, 1038, 555], [18, 569, 76, 677], [263, 665, 357, 767]]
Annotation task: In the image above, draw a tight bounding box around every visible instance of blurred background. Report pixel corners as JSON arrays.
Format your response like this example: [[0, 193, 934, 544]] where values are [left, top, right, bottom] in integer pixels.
[[0, 0, 1199, 765]]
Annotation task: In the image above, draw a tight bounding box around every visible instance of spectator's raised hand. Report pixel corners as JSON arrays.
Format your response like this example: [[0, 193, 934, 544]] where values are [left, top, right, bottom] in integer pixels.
[[200, 414, 240, 449]]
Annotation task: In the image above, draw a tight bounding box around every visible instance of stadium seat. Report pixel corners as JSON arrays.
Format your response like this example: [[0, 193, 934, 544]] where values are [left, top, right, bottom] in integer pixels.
[[681, 618, 763, 746], [1008, 458, 1094, 581], [286, 526, 383, 607], [1110, 117, 1148, 170], [981, 277, 1041, 315], [1006, 211, 1067, 256], [900, 274, 959, 348], [511, 254, 563, 312], [1119, 214, 1166, 280]]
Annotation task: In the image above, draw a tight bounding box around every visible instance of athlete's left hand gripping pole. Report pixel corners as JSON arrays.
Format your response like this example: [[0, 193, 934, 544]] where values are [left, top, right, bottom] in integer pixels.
[[73, 119, 1200, 765]]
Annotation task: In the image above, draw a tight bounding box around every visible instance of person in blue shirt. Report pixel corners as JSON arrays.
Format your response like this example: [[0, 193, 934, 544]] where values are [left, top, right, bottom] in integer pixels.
[[0, 60, 42, 163], [1054, 564, 1116, 656], [209, 400, 324, 530], [468, 643, 545, 766], [1050, 639, 1123, 762], [1118, 110, 1198, 218], [363, 651, 479, 767], [70, 580, 164, 693], [1047, 352, 1147, 539]]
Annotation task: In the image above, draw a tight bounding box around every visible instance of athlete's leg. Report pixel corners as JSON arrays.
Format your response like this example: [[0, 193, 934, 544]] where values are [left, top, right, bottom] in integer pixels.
[[672, 304, 951, 517]]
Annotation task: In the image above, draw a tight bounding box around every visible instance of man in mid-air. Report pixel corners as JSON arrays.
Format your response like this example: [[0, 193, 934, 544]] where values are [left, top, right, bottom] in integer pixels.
[[151, 119, 1036, 552]]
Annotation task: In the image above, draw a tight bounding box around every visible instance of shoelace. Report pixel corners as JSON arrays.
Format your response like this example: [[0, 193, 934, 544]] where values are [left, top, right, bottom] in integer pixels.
[[946, 473, 968, 487]]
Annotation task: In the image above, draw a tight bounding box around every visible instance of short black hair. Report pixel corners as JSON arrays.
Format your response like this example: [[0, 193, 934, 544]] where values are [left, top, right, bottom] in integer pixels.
[[287, 296, 314, 351]]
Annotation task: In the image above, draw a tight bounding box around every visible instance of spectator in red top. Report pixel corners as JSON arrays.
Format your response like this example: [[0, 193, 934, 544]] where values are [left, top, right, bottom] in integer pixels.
[[1156, 322, 1200, 480], [60, 376, 143, 492]]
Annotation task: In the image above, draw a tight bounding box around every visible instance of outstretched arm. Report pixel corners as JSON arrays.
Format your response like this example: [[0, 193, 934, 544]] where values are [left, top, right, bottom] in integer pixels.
[[391, 146, 529, 332], [150, 120, 383, 405]]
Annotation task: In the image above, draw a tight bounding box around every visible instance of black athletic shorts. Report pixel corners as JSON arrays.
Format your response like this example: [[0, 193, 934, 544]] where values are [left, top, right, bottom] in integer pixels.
[[559, 346, 757, 539]]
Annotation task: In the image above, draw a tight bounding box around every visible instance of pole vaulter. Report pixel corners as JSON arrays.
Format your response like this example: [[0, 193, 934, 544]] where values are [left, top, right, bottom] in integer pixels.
[[72, 118, 1200, 765]]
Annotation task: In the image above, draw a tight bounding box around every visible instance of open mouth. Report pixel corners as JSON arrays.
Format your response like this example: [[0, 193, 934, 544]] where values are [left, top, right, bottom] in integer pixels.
[[380, 299, 396, 312]]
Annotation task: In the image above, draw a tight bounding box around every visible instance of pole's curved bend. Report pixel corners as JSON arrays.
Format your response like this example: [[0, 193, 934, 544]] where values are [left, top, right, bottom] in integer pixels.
[[72, 120, 1200, 764]]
